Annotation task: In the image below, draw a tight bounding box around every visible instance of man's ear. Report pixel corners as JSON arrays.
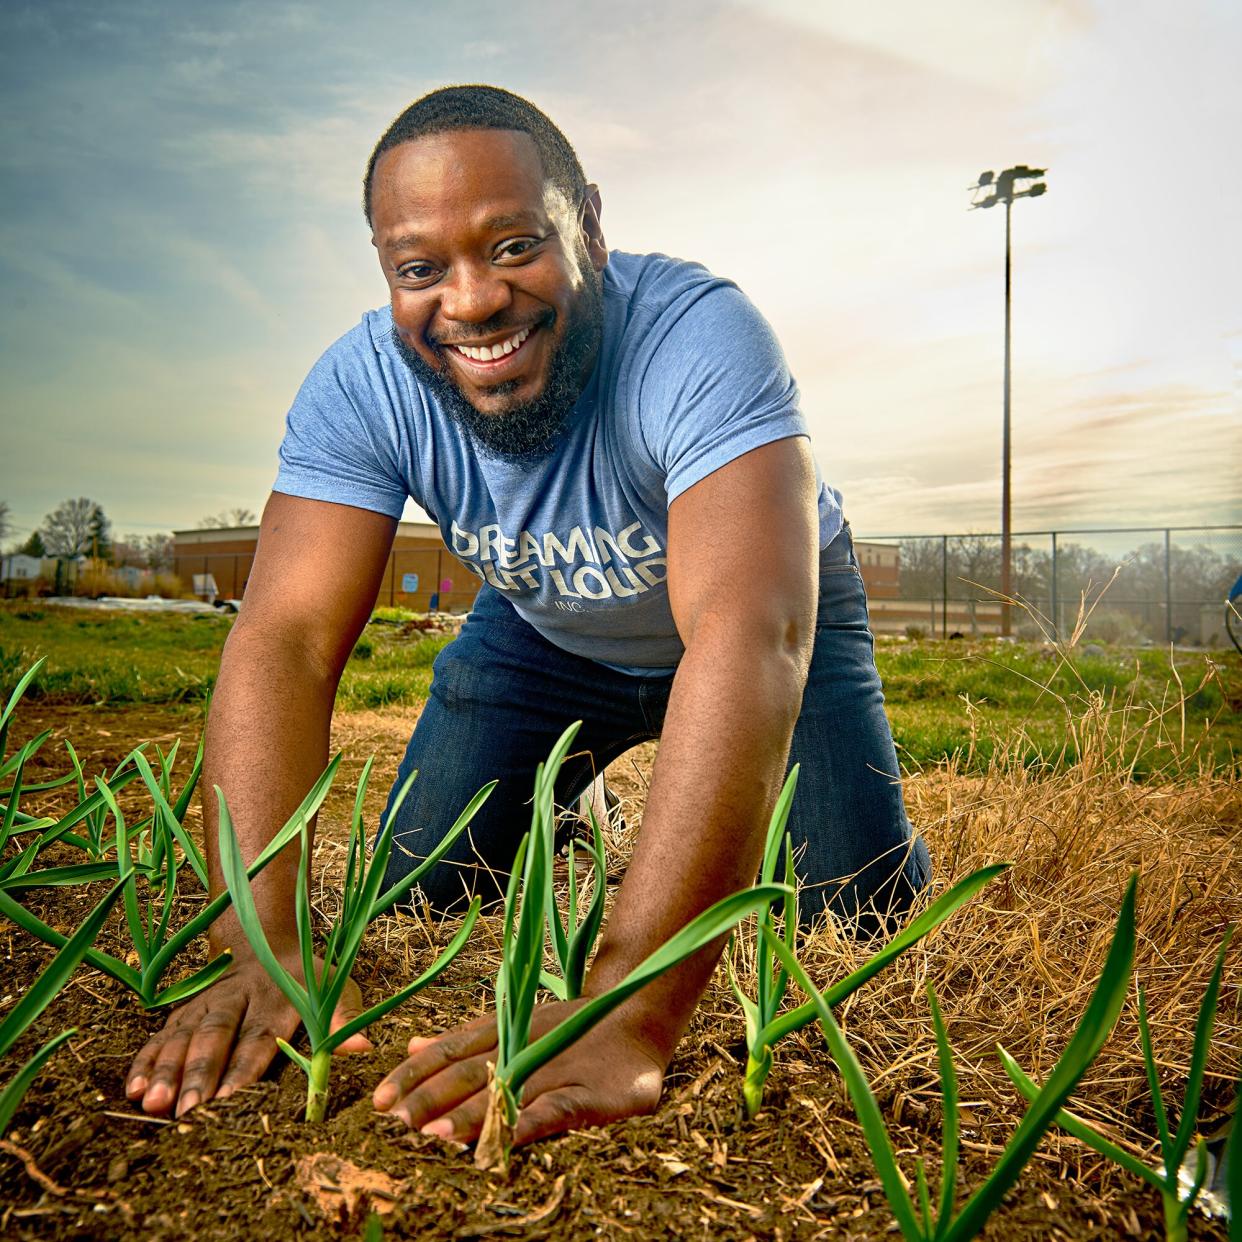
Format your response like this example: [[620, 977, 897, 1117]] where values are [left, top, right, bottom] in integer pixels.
[[580, 185, 608, 271]]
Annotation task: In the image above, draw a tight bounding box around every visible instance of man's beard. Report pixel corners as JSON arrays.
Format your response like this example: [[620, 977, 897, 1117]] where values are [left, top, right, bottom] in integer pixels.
[[391, 266, 603, 466]]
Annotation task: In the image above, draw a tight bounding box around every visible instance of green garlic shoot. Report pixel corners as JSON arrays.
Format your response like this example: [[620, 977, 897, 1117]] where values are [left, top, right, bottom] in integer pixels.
[[0, 756, 344, 1008], [0, 867, 132, 1135], [726, 764, 799, 1117], [999, 924, 1234, 1242], [731, 854, 1010, 1119], [475, 721, 791, 1173], [763, 871, 1138, 1242], [541, 726, 607, 1002], [219, 759, 494, 1122]]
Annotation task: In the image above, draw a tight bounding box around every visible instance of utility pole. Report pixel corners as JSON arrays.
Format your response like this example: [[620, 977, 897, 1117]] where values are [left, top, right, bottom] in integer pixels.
[[970, 165, 1047, 636]]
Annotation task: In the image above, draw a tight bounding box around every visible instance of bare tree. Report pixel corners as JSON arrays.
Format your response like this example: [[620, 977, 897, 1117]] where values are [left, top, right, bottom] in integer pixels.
[[0, 500, 11, 545], [198, 507, 257, 529], [114, 532, 174, 571], [40, 498, 107, 558]]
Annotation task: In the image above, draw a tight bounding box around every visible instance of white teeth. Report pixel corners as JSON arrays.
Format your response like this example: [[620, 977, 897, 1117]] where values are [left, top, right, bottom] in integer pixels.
[[453, 326, 531, 363]]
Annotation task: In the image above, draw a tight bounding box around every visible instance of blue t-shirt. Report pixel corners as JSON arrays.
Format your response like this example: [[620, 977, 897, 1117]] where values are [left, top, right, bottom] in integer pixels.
[[274, 250, 843, 673]]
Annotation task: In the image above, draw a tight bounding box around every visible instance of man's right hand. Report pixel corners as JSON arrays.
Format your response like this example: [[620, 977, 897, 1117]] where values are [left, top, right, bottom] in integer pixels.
[[125, 951, 370, 1118]]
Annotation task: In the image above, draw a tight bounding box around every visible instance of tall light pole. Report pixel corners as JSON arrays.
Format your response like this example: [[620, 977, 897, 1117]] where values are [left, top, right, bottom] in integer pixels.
[[970, 165, 1047, 636]]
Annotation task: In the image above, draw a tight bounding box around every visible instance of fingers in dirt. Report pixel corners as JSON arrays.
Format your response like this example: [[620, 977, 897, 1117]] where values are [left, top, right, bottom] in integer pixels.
[[138, 1030, 194, 1115], [419, 1091, 490, 1142], [126, 998, 207, 1097], [214, 1013, 293, 1099], [174, 1007, 245, 1117], [374, 1052, 491, 1122]]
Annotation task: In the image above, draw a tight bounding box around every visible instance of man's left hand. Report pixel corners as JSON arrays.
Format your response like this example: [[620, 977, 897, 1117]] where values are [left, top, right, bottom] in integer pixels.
[[372, 1001, 666, 1146]]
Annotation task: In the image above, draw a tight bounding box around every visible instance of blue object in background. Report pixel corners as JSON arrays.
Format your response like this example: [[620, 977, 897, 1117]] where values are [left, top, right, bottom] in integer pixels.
[[402, 573, 419, 593]]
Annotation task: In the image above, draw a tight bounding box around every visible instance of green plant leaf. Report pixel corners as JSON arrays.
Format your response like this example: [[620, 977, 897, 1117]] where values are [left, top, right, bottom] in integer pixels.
[[133, 750, 207, 888], [0, 887, 142, 992], [1168, 926, 1233, 1173], [0, 869, 131, 1060], [97, 777, 149, 965], [146, 757, 344, 987], [151, 952, 235, 1008], [495, 833, 530, 1067], [943, 873, 1138, 1242], [563, 814, 607, 999], [0, 861, 145, 891], [370, 779, 496, 919], [928, 984, 959, 1238], [0, 656, 47, 738], [0, 1029, 75, 1138], [504, 883, 789, 1099], [764, 926, 926, 1242], [216, 787, 319, 1038], [275, 1036, 312, 1077], [328, 898, 482, 1049], [996, 1046, 1164, 1190], [758, 863, 1010, 1051], [1138, 985, 1172, 1159], [170, 733, 205, 825]]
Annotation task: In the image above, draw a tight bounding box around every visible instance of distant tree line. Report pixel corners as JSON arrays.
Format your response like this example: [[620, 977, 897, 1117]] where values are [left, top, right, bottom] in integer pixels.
[[2, 499, 259, 572], [896, 534, 1238, 608]]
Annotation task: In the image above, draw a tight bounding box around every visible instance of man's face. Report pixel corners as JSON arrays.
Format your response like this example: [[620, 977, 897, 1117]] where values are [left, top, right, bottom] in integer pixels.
[[370, 128, 607, 459]]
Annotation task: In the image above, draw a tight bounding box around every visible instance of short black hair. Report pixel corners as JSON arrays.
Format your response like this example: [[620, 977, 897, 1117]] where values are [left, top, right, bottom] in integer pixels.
[[363, 84, 587, 225]]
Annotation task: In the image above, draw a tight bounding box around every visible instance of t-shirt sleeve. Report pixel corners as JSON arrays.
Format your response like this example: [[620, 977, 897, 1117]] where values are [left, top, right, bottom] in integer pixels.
[[637, 284, 806, 504], [273, 330, 410, 520]]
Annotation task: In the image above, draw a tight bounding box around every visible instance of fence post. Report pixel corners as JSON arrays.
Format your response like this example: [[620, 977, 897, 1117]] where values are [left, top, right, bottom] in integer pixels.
[[941, 535, 948, 638], [1164, 528, 1172, 645], [388, 553, 395, 608], [1049, 531, 1058, 641]]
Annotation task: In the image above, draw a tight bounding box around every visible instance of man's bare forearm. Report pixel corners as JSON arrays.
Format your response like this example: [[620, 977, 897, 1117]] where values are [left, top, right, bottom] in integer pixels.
[[202, 625, 340, 955], [583, 615, 810, 1060]]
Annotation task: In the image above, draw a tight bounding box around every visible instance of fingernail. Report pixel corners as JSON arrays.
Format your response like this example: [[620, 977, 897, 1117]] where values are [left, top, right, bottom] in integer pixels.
[[144, 1086, 170, 1111], [216, 1084, 234, 1100], [373, 1084, 395, 1110], [176, 1091, 200, 1117], [128, 1076, 147, 1096], [407, 1036, 432, 1053], [421, 1119, 454, 1139]]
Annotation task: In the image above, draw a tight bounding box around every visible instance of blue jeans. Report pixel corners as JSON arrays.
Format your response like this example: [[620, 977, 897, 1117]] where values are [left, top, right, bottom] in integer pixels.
[[380, 525, 930, 930]]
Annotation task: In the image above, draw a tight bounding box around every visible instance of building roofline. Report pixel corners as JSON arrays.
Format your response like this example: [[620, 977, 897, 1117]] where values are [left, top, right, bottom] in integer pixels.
[[172, 520, 441, 543]]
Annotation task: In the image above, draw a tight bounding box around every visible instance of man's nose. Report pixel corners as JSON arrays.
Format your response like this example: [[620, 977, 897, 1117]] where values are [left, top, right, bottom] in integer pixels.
[[438, 262, 513, 324]]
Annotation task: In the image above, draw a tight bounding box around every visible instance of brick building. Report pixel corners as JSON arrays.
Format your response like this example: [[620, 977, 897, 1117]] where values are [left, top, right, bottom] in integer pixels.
[[172, 522, 478, 612], [172, 526, 911, 621]]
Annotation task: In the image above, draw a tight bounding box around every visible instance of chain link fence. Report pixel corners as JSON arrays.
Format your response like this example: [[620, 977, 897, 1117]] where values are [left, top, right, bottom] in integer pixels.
[[7, 525, 1241, 647], [856, 525, 1242, 646]]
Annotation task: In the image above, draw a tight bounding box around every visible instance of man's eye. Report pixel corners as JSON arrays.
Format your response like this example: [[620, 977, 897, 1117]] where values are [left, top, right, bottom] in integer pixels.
[[397, 263, 437, 282], [495, 238, 538, 262]]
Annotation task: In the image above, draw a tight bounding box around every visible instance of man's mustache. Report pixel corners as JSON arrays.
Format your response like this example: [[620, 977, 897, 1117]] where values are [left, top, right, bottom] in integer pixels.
[[431, 308, 555, 349]]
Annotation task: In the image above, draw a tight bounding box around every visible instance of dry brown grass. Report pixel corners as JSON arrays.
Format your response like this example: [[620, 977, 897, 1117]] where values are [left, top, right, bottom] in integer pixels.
[[783, 685, 1240, 1205]]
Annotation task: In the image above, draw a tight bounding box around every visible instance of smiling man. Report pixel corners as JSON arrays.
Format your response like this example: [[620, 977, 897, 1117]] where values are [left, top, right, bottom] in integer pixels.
[[124, 85, 929, 1146]]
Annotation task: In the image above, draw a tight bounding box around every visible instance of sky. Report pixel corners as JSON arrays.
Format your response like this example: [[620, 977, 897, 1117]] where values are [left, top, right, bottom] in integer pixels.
[[1, 0, 1238, 543]]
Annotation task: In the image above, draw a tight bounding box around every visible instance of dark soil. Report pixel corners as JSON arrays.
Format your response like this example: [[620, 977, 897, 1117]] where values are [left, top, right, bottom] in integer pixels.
[[0, 705, 1229, 1240]]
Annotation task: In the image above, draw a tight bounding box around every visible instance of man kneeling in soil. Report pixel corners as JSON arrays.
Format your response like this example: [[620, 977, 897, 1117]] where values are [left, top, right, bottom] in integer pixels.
[[125, 85, 928, 1146]]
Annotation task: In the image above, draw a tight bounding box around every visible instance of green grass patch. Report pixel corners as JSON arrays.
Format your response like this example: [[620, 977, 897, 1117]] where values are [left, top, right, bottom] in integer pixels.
[[0, 604, 452, 714], [881, 639, 1240, 776], [1, 605, 1236, 774]]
